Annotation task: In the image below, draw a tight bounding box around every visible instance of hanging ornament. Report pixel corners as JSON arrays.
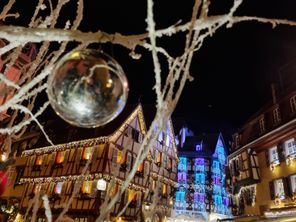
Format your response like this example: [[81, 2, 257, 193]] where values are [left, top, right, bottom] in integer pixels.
[[0, 171, 8, 196], [47, 49, 129, 128]]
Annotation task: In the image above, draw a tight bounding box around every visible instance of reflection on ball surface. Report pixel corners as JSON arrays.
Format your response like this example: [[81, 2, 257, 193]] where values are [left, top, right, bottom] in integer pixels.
[[47, 49, 129, 128]]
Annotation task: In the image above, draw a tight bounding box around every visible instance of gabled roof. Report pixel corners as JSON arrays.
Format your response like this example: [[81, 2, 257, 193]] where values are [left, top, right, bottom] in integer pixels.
[[32, 104, 138, 149], [178, 132, 226, 157]]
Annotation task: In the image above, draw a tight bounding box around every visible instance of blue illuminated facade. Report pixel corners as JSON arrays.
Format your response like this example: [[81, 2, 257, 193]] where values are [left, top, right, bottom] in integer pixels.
[[173, 131, 231, 220]]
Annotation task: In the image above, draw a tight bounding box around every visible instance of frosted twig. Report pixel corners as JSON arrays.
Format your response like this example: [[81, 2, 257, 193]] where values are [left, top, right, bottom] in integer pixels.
[[31, 190, 41, 222], [42, 195, 52, 222], [0, 102, 49, 134], [10, 103, 54, 145], [147, 0, 163, 107], [0, 41, 23, 56], [0, 0, 18, 20], [0, 73, 20, 89]]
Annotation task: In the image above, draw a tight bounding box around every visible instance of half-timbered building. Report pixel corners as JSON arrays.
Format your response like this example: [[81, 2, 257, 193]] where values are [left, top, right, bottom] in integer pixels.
[[228, 80, 296, 218], [4, 104, 178, 221]]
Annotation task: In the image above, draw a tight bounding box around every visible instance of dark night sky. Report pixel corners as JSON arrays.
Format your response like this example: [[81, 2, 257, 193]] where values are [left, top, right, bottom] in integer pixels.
[[4, 0, 296, 136]]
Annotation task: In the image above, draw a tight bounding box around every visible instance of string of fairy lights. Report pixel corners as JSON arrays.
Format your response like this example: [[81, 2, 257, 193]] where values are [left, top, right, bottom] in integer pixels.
[[19, 172, 177, 192]]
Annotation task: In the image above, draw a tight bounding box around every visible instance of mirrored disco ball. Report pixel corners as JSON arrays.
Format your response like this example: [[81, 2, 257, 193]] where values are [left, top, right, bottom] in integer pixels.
[[47, 49, 129, 128]]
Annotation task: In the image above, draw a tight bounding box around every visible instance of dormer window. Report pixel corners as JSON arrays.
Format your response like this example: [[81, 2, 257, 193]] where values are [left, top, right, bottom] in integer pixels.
[[272, 107, 281, 125], [196, 144, 202, 151], [259, 117, 265, 134]]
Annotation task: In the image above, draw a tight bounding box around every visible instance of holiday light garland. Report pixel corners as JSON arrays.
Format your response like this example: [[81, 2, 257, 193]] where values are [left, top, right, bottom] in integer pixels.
[[19, 173, 149, 192], [22, 137, 109, 156]]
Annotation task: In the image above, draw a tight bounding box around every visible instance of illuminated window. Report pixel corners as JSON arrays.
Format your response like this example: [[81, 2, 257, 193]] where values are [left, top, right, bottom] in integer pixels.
[[259, 117, 265, 134], [178, 157, 187, 171], [273, 179, 285, 199], [196, 144, 202, 151], [108, 184, 118, 197], [137, 162, 144, 173], [195, 173, 205, 184], [285, 139, 296, 157], [269, 146, 279, 165], [178, 172, 187, 183], [162, 183, 167, 196], [152, 180, 156, 190], [55, 151, 65, 164], [223, 197, 229, 206], [82, 147, 92, 160], [273, 107, 281, 125], [54, 182, 63, 194], [167, 158, 172, 171], [127, 189, 136, 202], [176, 191, 185, 202], [213, 176, 221, 185], [112, 148, 122, 164], [213, 184, 222, 195], [31, 184, 41, 196], [81, 181, 92, 195], [212, 160, 220, 174], [195, 158, 205, 172], [156, 150, 162, 166], [290, 175, 296, 193], [290, 95, 296, 113], [194, 192, 204, 202], [214, 195, 222, 205], [35, 156, 43, 166]]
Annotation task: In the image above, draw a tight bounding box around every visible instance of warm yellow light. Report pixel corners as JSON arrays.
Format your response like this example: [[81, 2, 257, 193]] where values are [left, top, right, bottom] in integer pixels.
[[69, 51, 81, 58], [128, 189, 136, 202], [82, 147, 92, 160], [0, 153, 7, 162], [106, 79, 113, 88], [56, 151, 65, 164], [81, 181, 92, 194], [35, 155, 43, 165], [137, 162, 144, 172], [117, 150, 122, 163]]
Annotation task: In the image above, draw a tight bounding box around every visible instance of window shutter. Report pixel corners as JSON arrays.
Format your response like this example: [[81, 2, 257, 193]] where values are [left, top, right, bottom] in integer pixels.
[[126, 126, 132, 137], [269, 181, 275, 200], [126, 153, 132, 171], [265, 150, 270, 167], [144, 161, 149, 176], [64, 150, 69, 163], [91, 181, 97, 198], [137, 192, 141, 207], [277, 143, 285, 162], [283, 177, 292, 197], [138, 133, 143, 143]]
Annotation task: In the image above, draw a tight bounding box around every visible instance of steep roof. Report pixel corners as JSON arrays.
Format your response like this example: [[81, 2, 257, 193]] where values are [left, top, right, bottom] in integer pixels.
[[178, 133, 221, 158], [32, 104, 138, 149]]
